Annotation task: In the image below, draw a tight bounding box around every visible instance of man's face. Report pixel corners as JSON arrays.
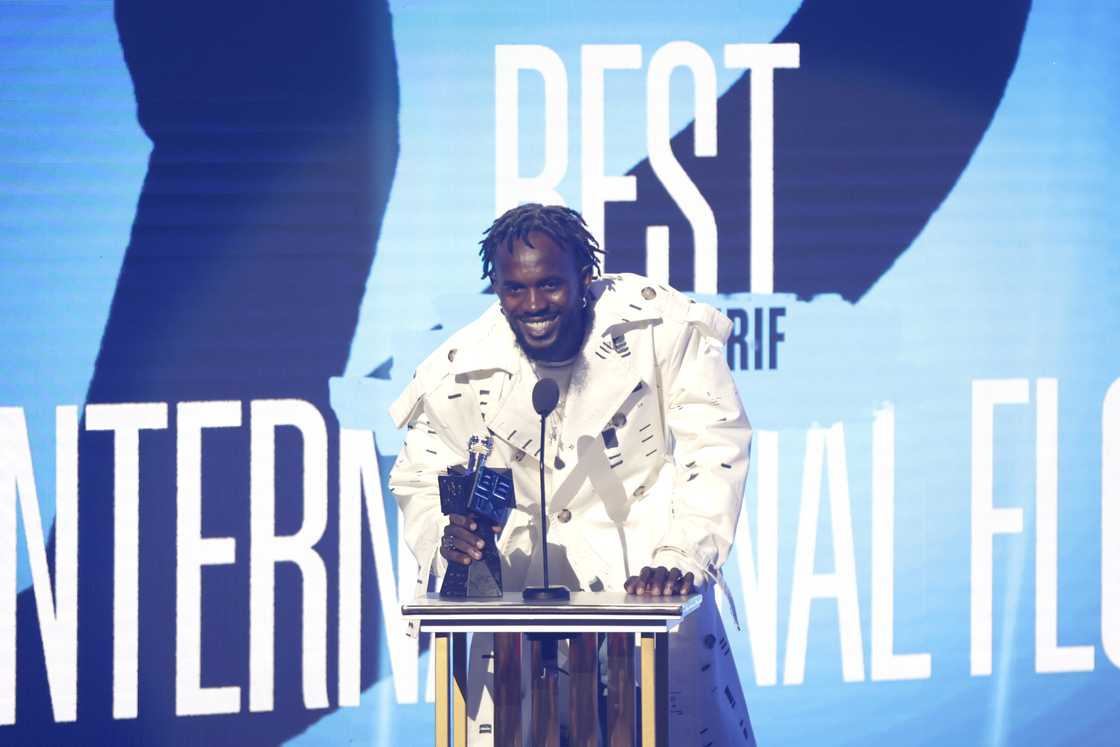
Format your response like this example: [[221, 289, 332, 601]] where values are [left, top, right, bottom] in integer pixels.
[[492, 231, 592, 362]]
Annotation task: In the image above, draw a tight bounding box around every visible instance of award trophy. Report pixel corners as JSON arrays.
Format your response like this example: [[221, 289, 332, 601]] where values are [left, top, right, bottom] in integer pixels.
[[438, 435, 515, 598]]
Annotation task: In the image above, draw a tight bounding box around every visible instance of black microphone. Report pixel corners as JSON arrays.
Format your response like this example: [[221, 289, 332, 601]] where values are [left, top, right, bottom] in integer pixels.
[[523, 378, 570, 602], [532, 377, 560, 416]]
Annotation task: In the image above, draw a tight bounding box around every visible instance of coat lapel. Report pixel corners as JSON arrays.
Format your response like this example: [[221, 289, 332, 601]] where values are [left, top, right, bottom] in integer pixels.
[[559, 277, 661, 450], [459, 278, 664, 469], [559, 337, 640, 450], [485, 360, 548, 463], [461, 309, 548, 463]]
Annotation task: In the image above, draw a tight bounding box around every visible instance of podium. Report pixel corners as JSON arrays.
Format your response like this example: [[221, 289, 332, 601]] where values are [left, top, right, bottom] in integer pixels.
[[402, 591, 701, 747]]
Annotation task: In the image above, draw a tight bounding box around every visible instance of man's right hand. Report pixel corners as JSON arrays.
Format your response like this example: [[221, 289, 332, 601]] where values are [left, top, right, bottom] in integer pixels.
[[440, 513, 502, 565]]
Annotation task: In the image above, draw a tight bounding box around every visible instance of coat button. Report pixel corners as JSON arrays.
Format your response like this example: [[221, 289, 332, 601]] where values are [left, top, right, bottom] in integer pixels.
[[611, 412, 627, 428], [641, 287, 657, 300], [447, 348, 457, 362], [633, 485, 646, 497], [556, 509, 572, 523]]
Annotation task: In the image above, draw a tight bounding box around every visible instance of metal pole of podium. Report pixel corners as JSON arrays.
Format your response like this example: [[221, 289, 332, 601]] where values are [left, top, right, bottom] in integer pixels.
[[434, 632, 450, 747], [640, 632, 669, 746], [452, 632, 468, 747]]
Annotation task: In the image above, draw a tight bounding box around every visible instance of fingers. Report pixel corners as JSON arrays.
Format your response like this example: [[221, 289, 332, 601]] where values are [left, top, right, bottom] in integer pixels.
[[626, 566, 669, 595], [450, 513, 503, 539], [649, 566, 670, 596], [446, 527, 484, 556], [446, 524, 483, 546], [440, 542, 471, 565], [623, 567, 697, 596], [447, 514, 485, 545], [440, 534, 479, 565], [441, 515, 486, 565], [447, 513, 475, 530], [661, 568, 682, 596], [625, 568, 651, 595]]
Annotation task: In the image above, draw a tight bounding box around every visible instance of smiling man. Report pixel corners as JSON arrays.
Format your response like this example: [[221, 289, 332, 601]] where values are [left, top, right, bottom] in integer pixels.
[[493, 229, 588, 362], [388, 203, 757, 744]]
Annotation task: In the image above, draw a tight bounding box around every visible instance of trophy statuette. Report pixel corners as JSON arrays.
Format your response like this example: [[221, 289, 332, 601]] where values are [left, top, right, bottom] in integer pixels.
[[438, 435, 515, 598]]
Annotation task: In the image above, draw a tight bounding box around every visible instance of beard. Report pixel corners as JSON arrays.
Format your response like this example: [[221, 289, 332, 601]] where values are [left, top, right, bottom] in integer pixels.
[[506, 307, 590, 362]]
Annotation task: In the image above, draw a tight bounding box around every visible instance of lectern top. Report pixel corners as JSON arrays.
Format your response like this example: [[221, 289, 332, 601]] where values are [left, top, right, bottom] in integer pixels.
[[402, 591, 701, 622]]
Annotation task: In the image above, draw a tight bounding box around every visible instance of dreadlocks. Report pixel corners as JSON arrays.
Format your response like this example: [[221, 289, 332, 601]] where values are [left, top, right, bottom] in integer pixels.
[[478, 203, 604, 280]]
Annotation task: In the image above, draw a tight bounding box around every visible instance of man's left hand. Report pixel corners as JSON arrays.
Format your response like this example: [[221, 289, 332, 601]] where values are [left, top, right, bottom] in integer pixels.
[[624, 566, 695, 596]]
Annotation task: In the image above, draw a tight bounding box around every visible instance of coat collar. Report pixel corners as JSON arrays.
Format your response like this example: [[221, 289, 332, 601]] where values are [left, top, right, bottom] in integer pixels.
[[448, 275, 663, 377], [475, 276, 664, 469], [584, 274, 663, 329], [449, 303, 520, 376]]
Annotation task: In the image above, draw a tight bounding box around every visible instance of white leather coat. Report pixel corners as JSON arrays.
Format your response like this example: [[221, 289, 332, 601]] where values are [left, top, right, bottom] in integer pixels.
[[388, 273, 758, 744], [389, 273, 750, 592]]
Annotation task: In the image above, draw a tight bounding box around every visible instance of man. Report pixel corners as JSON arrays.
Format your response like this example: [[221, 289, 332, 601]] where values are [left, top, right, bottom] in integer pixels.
[[389, 204, 756, 744]]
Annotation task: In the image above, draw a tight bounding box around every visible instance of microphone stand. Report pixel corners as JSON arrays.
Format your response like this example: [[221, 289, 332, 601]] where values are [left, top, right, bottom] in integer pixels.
[[523, 379, 570, 602]]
